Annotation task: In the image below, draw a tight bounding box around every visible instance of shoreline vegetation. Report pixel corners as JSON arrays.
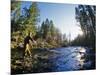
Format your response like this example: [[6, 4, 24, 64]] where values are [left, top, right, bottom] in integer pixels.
[[11, 1, 96, 74]]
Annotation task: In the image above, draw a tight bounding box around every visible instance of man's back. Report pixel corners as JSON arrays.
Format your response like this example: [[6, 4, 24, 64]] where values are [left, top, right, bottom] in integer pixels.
[[24, 36, 32, 49]]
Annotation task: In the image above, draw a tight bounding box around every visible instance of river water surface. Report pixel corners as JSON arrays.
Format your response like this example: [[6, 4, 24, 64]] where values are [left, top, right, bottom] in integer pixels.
[[47, 46, 95, 72]]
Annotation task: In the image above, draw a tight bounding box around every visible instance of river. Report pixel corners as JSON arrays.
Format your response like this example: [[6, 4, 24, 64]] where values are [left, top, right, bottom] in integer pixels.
[[11, 46, 96, 74], [46, 46, 95, 72]]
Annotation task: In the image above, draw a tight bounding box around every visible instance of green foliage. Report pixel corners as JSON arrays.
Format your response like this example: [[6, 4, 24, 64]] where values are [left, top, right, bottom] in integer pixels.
[[37, 18, 68, 48], [11, 1, 69, 49], [11, 1, 39, 49], [11, 1, 21, 32], [22, 2, 39, 37]]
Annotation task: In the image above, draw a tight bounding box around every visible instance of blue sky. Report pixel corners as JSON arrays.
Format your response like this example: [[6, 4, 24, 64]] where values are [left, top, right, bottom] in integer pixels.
[[21, 2, 83, 40]]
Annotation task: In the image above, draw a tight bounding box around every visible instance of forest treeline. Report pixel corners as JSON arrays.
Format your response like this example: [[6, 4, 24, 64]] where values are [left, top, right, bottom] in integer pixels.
[[71, 5, 96, 50], [11, 1, 96, 50], [11, 1, 68, 49]]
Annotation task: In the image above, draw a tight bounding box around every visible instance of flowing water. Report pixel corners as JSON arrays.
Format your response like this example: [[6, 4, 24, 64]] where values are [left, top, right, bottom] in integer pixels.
[[48, 46, 95, 72]]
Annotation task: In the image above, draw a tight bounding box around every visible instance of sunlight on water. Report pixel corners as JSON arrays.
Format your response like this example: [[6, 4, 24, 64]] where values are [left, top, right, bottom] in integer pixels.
[[80, 47, 86, 53], [50, 47, 89, 71]]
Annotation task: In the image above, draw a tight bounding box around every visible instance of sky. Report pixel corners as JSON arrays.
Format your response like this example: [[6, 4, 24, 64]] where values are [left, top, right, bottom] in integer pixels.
[[21, 2, 83, 40]]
